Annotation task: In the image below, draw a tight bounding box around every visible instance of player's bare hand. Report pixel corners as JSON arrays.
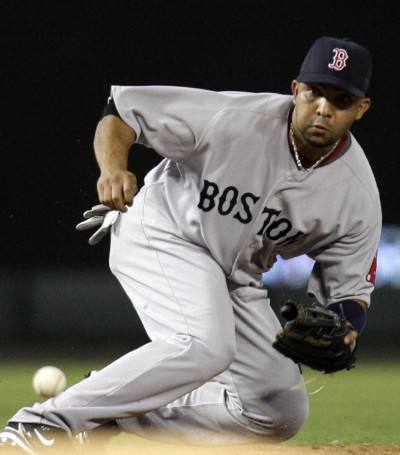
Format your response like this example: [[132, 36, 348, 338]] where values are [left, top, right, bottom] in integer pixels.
[[344, 329, 358, 351], [97, 170, 137, 212]]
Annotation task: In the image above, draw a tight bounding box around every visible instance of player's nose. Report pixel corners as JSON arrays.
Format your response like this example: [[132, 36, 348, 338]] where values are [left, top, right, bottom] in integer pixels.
[[316, 97, 333, 118]]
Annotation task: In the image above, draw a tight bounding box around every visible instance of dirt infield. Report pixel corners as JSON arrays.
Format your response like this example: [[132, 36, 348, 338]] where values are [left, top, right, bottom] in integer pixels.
[[2, 431, 399, 454], [116, 445, 398, 454], [102, 442, 400, 454], [2, 440, 400, 454], [102, 435, 400, 455], [103, 442, 400, 454]]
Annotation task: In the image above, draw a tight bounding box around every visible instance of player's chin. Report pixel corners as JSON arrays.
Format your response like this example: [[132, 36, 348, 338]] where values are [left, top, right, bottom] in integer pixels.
[[305, 134, 337, 149], [305, 139, 330, 149], [305, 126, 339, 146]]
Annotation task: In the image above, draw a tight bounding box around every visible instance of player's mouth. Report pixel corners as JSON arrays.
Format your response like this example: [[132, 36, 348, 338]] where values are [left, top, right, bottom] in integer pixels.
[[310, 124, 329, 131], [308, 124, 331, 138]]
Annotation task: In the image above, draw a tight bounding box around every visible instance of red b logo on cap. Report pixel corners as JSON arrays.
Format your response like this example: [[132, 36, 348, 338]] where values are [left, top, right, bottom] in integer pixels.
[[328, 48, 349, 71]]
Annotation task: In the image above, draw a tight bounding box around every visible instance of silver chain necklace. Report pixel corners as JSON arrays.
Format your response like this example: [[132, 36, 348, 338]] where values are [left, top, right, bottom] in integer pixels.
[[289, 124, 340, 172]]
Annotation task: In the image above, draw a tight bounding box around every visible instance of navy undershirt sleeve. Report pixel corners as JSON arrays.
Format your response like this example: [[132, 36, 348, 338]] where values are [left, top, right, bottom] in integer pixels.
[[328, 300, 366, 333], [100, 97, 121, 119]]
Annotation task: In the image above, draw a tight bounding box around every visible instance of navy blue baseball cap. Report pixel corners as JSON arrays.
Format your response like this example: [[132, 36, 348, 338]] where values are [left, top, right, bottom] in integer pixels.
[[297, 36, 372, 97]]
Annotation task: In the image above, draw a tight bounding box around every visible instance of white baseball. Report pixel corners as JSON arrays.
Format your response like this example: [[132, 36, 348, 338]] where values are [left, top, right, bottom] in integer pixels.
[[32, 366, 67, 398]]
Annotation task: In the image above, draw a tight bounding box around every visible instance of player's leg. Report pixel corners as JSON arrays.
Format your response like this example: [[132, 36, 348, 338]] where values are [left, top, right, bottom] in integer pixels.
[[115, 286, 308, 444], [7, 183, 237, 437], [225, 286, 309, 438]]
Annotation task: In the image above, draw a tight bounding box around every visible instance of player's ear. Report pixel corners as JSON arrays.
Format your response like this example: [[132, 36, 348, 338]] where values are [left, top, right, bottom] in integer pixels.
[[291, 80, 300, 105], [291, 80, 299, 96], [355, 97, 371, 121]]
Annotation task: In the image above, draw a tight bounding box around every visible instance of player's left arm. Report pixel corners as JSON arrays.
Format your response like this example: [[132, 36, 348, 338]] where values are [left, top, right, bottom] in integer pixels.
[[307, 216, 381, 347]]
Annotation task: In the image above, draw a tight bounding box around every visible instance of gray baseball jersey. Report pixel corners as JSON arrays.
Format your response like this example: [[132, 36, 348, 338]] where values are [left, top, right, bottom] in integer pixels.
[[112, 85, 381, 306], [11, 85, 380, 443]]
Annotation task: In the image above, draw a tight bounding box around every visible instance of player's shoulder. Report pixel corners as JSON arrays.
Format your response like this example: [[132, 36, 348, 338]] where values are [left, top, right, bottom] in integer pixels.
[[111, 84, 292, 118], [341, 133, 380, 204], [219, 90, 293, 118]]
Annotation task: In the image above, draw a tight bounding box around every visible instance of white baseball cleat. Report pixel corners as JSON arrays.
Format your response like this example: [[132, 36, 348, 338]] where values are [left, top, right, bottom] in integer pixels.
[[0, 422, 89, 453]]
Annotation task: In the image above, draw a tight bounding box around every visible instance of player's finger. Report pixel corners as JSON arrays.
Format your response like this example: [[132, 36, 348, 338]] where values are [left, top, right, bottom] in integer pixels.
[[344, 332, 354, 344], [111, 183, 127, 212], [344, 330, 357, 350], [123, 179, 137, 206], [100, 183, 114, 209], [97, 176, 118, 209]]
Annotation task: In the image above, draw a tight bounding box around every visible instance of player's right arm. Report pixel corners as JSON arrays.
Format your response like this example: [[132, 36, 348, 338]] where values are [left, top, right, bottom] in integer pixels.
[[94, 114, 138, 212], [94, 85, 229, 211], [96, 85, 250, 210]]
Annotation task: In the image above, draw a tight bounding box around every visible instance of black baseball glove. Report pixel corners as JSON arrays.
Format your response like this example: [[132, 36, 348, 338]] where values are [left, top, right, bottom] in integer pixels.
[[272, 300, 357, 373]]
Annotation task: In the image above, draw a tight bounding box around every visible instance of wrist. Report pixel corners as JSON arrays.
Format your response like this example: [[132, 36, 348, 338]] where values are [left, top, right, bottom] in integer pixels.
[[100, 166, 128, 176], [328, 300, 367, 333]]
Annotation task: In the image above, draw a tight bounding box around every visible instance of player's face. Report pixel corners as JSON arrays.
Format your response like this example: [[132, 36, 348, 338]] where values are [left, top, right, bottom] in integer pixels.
[[291, 81, 371, 149]]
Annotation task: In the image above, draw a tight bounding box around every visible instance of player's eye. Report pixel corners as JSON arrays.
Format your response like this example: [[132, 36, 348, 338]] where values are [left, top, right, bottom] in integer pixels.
[[334, 93, 354, 109], [306, 85, 321, 98]]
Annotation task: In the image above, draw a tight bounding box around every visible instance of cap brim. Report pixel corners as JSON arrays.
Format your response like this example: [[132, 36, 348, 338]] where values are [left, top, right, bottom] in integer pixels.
[[296, 73, 366, 97]]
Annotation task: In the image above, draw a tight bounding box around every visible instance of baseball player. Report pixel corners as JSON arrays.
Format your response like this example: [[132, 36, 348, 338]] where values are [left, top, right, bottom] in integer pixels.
[[0, 36, 381, 453]]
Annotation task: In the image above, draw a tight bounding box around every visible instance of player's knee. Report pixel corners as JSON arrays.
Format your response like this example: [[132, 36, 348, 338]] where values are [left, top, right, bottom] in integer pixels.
[[269, 389, 309, 440], [242, 388, 308, 441], [273, 400, 308, 440]]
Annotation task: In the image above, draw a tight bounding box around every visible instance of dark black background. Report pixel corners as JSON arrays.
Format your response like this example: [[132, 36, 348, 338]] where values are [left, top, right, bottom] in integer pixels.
[[2, 0, 398, 267]]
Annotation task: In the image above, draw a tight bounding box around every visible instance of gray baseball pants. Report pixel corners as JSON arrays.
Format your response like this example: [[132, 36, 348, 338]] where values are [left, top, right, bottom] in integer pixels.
[[11, 183, 308, 444]]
